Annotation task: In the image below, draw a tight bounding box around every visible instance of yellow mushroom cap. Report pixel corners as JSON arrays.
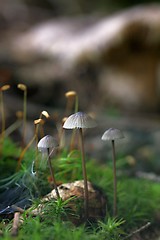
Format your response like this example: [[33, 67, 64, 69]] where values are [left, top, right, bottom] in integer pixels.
[[65, 91, 77, 98], [34, 119, 44, 125], [17, 84, 27, 91], [62, 117, 68, 125], [1, 85, 10, 91], [42, 111, 50, 118]]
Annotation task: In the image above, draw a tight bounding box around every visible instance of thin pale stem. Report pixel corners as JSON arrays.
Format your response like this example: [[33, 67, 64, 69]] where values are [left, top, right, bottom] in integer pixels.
[[111, 140, 117, 216], [65, 100, 72, 116], [34, 116, 45, 170], [18, 121, 40, 171], [0, 91, 4, 155], [22, 89, 27, 147], [11, 212, 20, 237], [5, 120, 22, 137], [70, 95, 79, 149], [59, 127, 65, 150], [0, 92, 5, 141], [74, 95, 79, 113], [47, 148, 60, 199], [17, 135, 36, 170], [79, 128, 89, 220], [34, 124, 40, 172], [70, 129, 76, 151]]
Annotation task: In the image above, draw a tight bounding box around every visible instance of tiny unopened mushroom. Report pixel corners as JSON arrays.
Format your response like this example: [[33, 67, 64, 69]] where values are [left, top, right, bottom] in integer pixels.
[[63, 112, 97, 220], [101, 128, 124, 216], [38, 110, 50, 138], [17, 83, 27, 147], [0, 85, 10, 155], [65, 90, 78, 115], [0, 85, 10, 136], [41, 110, 50, 119], [17, 118, 47, 170], [38, 135, 60, 198]]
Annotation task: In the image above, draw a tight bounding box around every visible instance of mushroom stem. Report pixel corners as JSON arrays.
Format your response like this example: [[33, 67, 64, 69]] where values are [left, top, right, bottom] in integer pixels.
[[47, 148, 60, 199], [70, 95, 79, 150], [17, 134, 36, 170], [74, 95, 79, 113], [22, 87, 27, 147], [0, 91, 5, 156], [0, 91, 5, 140], [111, 140, 117, 216], [11, 212, 20, 237], [79, 128, 89, 220]]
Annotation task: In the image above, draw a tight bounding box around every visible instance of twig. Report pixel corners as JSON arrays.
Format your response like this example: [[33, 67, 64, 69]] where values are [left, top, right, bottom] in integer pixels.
[[118, 170, 160, 182], [11, 212, 21, 237], [11, 205, 24, 214], [124, 222, 151, 239], [136, 171, 160, 182]]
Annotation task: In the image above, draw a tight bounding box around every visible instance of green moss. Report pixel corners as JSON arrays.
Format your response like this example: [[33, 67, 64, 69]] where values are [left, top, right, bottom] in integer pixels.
[[0, 139, 160, 240]]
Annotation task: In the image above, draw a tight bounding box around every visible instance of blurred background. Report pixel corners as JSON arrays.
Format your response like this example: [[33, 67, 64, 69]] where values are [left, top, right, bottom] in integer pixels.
[[1, 0, 160, 173]]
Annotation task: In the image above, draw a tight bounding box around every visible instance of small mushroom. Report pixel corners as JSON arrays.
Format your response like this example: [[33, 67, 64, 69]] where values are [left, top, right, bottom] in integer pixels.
[[17, 84, 27, 147], [0, 85, 10, 136], [63, 112, 97, 220], [0, 85, 10, 156], [65, 90, 78, 115], [101, 128, 124, 216], [38, 135, 60, 198]]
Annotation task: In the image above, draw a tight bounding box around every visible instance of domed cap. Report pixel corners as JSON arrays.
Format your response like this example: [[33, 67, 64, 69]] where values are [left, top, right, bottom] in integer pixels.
[[38, 135, 58, 153], [101, 128, 124, 141], [63, 112, 97, 129]]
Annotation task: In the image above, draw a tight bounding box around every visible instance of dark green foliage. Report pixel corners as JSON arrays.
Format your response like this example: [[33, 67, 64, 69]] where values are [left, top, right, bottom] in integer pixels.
[[0, 138, 21, 178], [98, 217, 126, 240], [55, 150, 82, 182]]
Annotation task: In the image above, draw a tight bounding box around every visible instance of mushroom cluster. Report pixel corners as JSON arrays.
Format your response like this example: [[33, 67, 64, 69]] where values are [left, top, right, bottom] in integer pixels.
[[37, 111, 125, 221]]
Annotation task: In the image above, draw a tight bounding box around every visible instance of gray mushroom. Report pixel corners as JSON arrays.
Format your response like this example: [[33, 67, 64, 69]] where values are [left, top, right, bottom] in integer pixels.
[[101, 128, 124, 216], [63, 112, 97, 220], [38, 135, 60, 199]]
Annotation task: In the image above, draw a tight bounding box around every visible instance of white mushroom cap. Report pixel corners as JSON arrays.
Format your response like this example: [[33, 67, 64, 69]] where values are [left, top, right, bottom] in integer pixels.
[[38, 135, 58, 153], [63, 112, 97, 129], [101, 128, 124, 141]]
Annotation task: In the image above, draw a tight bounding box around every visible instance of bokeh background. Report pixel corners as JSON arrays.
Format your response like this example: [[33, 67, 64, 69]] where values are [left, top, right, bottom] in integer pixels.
[[1, 0, 160, 112], [1, 0, 160, 174]]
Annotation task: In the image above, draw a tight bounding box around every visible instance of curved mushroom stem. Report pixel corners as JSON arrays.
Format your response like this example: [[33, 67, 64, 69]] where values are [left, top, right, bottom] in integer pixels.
[[0, 91, 5, 139], [79, 128, 89, 220], [11, 212, 20, 237], [17, 135, 36, 170], [22, 87, 27, 147], [111, 140, 117, 216], [47, 148, 60, 199]]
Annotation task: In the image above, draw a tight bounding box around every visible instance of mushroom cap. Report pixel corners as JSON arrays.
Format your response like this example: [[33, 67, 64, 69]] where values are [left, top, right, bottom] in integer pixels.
[[63, 111, 97, 129], [101, 128, 124, 141], [65, 91, 77, 98], [38, 135, 58, 152]]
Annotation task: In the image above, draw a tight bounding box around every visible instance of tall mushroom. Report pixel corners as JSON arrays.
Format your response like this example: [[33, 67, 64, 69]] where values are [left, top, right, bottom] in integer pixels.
[[63, 112, 97, 220], [0, 85, 10, 155], [101, 128, 124, 216], [38, 135, 60, 199], [17, 84, 27, 147]]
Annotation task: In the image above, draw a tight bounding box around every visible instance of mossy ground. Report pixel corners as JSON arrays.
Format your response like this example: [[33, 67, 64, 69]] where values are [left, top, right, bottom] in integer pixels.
[[0, 138, 160, 240]]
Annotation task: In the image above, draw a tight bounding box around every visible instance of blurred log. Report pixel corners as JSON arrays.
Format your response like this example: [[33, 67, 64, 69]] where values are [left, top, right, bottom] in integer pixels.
[[2, 4, 160, 111]]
